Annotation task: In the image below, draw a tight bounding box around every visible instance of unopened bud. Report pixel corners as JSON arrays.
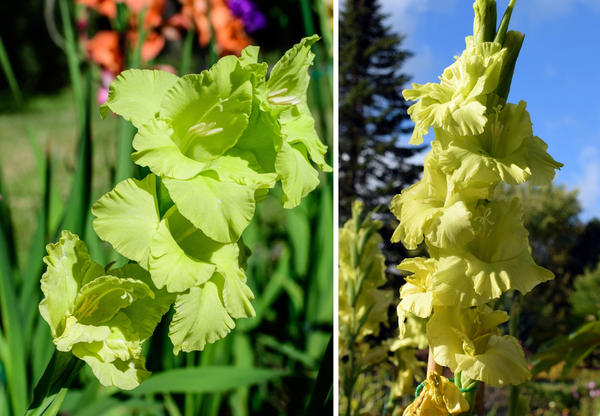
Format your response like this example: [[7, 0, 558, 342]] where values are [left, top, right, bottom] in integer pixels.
[[473, 0, 497, 44]]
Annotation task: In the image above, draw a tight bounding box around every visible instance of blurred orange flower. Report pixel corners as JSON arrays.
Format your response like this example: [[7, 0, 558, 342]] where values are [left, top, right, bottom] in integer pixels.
[[178, 0, 251, 56], [179, 0, 211, 47], [128, 30, 166, 62], [210, 0, 251, 55], [86, 30, 123, 73], [135, 0, 166, 28], [77, 0, 117, 18]]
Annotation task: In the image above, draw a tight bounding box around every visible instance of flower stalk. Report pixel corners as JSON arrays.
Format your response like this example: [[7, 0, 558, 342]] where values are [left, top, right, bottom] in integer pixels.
[[393, 0, 562, 413]]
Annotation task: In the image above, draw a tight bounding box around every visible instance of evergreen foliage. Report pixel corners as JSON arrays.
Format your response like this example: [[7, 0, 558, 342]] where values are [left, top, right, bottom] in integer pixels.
[[339, 0, 424, 264]]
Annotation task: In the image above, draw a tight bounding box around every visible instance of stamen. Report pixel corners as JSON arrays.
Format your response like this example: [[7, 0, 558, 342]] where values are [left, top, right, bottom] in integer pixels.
[[268, 88, 288, 98], [268, 95, 301, 105], [187, 122, 222, 137]]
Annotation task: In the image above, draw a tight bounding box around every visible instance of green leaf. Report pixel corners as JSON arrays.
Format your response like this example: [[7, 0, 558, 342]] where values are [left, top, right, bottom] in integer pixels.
[[0, 164, 17, 268], [60, 73, 92, 236], [0, 205, 28, 416], [92, 175, 161, 266], [229, 334, 253, 416], [285, 206, 311, 276], [305, 336, 333, 414], [532, 321, 600, 377], [129, 366, 286, 395], [100, 69, 178, 127], [29, 350, 84, 411], [72, 397, 163, 416]]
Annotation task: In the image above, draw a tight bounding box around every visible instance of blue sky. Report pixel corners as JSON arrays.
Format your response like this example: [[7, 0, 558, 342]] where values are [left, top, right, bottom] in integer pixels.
[[379, 0, 600, 220]]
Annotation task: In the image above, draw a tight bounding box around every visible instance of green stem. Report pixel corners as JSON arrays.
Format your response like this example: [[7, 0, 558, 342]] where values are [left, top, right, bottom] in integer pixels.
[[314, 0, 332, 53], [299, 0, 332, 149], [206, 3, 217, 66], [0, 35, 23, 108], [58, 0, 83, 115], [164, 393, 183, 416], [180, 29, 195, 75], [131, 9, 148, 68], [508, 293, 522, 416], [299, 0, 316, 37], [113, 120, 136, 192]]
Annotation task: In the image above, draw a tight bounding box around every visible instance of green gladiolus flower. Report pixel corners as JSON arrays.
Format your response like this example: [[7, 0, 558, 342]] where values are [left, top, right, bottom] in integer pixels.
[[392, 0, 562, 397], [434, 101, 563, 187], [427, 306, 530, 387], [431, 198, 554, 300], [39, 231, 173, 389], [391, 152, 491, 250], [397, 256, 481, 319], [35, 36, 330, 397], [101, 37, 330, 243], [92, 174, 255, 353], [404, 37, 507, 145]]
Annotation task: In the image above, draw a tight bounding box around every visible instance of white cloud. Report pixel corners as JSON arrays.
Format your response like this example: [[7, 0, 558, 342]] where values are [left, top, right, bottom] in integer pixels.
[[574, 146, 600, 220]]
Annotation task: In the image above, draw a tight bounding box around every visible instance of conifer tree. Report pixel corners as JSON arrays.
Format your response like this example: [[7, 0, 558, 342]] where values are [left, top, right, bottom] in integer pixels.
[[339, 0, 424, 263]]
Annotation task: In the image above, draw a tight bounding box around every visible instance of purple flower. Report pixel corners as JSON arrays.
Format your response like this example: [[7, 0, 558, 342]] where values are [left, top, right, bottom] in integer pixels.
[[227, 0, 266, 33], [588, 381, 596, 390]]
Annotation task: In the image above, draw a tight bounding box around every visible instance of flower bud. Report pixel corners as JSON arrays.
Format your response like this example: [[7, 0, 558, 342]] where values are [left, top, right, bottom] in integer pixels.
[[473, 0, 497, 44]]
